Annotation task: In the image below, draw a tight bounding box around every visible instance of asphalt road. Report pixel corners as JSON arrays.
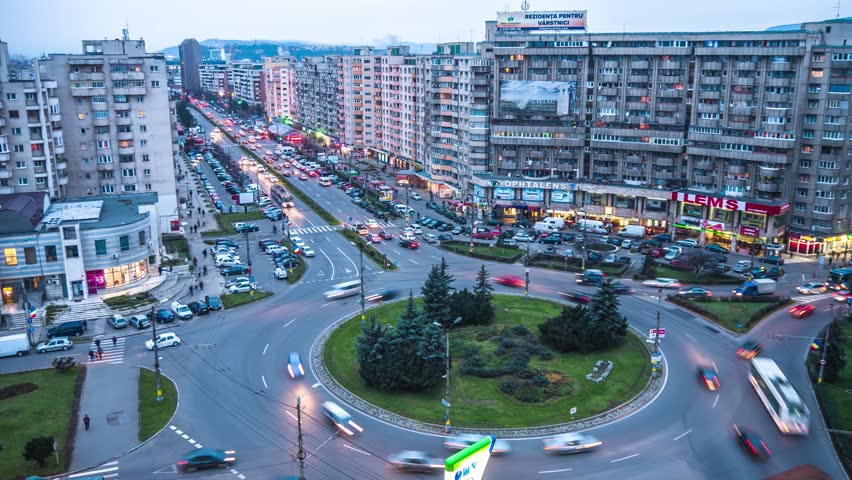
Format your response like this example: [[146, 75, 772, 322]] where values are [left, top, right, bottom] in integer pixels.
[[29, 107, 845, 480]]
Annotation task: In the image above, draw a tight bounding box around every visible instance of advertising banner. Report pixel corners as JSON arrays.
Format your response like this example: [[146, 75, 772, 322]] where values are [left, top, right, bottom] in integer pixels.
[[550, 189, 574, 203], [522, 188, 544, 202], [497, 10, 587, 31], [378, 190, 393, 202], [445, 436, 496, 480], [740, 225, 760, 237], [493, 187, 514, 201], [671, 192, 790, 216], [499, 81, 576, 118], [473, 184, 485, 199], [700, 219, 725, 231]]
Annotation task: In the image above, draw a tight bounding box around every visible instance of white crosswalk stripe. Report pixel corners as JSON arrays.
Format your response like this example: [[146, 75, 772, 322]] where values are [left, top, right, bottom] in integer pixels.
[[87, 337, 126, 364], [289, 225, 337, 235], [379, 221, 396, 228], [67, 460, 119, 479], [791, 293, 833, 303]]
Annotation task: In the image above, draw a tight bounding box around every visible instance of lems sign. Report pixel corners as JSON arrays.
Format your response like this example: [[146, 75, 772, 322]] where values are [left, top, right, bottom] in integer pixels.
[[671, 192, 790, 216]]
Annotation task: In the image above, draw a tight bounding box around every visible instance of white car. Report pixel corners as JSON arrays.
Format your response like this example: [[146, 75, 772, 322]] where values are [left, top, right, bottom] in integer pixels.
[[676, 239, 699, 248], [145, 333, 181, 350], [514, 233, 532, 242], [797, 282, 827, 295], [274, 267, 289, 280], [366, 219, 380, 229], [410, 224, 423, 234], [36, 337, 73, 353], [301, 245, 316, 257], [409, 192, 422, 201], [290, 236, 306, 247], [423, 233, 438, 243], [171, 301, 193, 320], [215, 256, 240, 268], [664, 250, 680, 261], [643, 278, 683, 289], [604, 253, 617, 263], [733, 260, 752, 273], [228, 280, 257, 293], [543, 433, 603, 454], [501, 238, 517, 246], [266, 245, 286, 255], [400, 232, 416, 241]]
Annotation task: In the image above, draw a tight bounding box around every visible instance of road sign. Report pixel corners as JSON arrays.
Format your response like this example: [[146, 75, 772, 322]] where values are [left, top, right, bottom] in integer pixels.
[[348, 216, 353, 222], [441, 399, 451, 408], [649, 329, 657, 339], [28, 326, 34, 334], [736, 323, 743, 329], [569, 407, 577, 415], [658, 328, 666, 338], [651, 352, 662, 364], [27, 317, 32, 324], [820, 359, 827, 365]]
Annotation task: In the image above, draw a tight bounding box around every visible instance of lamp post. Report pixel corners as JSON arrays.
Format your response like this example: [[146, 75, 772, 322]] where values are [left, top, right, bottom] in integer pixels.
[[350, 241, 366, 321], [150, 305, 163, 401], [525, 239, 531, 298], [434, 317, 461, 434], [654, 287, 662, 353], [295, 396, 307, 479]]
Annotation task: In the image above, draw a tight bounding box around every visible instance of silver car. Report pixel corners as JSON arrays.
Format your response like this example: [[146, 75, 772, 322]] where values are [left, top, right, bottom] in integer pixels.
[[444, 434, 512, 455], [36, 337, 73, 353], [797, 282, 827, 295], [387, 451, 442, 473], [543, 433, 603, 454]]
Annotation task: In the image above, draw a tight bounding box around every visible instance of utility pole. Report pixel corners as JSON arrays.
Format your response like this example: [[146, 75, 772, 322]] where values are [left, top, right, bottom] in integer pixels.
[[351, 241, 365, 321], [654, 288, 662, 353], [296, 396, 306, 479], [245, 229, 251, 269], [525, 239, 530, 298], [817, 320, 832, 384], [435, 317, 461, 434], [151, 305, 163, 401]]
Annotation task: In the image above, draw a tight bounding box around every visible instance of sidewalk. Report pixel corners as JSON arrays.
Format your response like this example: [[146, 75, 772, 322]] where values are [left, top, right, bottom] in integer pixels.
[[71, 364, 139, 471]]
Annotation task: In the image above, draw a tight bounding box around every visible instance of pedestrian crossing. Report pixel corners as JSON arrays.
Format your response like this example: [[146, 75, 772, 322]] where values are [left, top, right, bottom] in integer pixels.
[[86, 337, 126, 365], [288, 220, 396, 236], [67, 460, 119, 479], [791, 293, 834, 303]]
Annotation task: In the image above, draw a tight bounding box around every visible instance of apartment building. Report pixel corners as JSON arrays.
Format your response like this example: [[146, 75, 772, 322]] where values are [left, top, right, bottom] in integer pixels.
[[473, 13, 852, 254], [292, 56, 340, 140], [374, 46, 424, 171], [0, 41, 67, 199], [338, 47, 380, 151], [199, 62, 230, 96], [39, 39, 179, 232], [179, 38, 203, 93], [230, 61, 264, 107], [263, 56, 295, 121]]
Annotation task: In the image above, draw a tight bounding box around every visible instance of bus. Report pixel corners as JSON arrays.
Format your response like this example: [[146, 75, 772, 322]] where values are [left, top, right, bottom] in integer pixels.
[[827, 267, 852, 290], [748, 358, 810, 435]]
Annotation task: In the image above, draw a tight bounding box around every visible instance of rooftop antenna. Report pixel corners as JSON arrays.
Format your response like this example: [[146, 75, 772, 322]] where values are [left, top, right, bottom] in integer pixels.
[[836, 0, 841, 18], [122, 20, 129, 41], [521, 0, 530, 11]]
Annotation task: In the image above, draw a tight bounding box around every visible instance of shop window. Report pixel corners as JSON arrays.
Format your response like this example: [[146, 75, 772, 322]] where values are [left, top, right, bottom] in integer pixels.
[[65, 245, 79, 258], [95, 239, 107, 256], [645, 199, 668, 212], [119, 235, 130, 252], [138, 230, 146, 246], [588, 194, 606, 206], [614, 195, 635, 209], [44, 245, 57, 262], [712, 209, 733, 223], [4, 248, 17, 266], [62, 226, 77, 240], [741, 212, 766, 228], [682, 203, 702, 218], [24, 247, 36, 265]]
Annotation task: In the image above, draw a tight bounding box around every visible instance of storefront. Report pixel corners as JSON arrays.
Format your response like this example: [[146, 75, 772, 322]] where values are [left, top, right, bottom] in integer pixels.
[[788, 233, 823, 256], [85, 259, 149, 294]]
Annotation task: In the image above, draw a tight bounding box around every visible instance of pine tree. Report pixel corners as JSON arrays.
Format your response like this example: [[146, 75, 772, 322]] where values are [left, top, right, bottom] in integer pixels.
[[355, 315, 394, 390], [471, 264, 495, 325], [416, 321, 446, 389], [450, 288, 478, 325], [585, 279, 628, 350], [422, 258, 455, 327], [539, 304, 587, 352], [391, 293, 428, 390], [22, 436, 54, 467]]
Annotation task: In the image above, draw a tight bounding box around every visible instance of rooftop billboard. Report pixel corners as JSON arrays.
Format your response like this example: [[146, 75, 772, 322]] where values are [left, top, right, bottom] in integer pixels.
[[497, 10, 587, 31], [499, 81, 577, 118]]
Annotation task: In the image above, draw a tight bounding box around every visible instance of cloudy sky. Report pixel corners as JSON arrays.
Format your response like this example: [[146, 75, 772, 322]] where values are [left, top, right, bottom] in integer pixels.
[[1, 0, 846, 56]]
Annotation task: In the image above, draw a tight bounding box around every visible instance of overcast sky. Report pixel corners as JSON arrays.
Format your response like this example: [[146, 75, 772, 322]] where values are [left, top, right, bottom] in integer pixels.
[[1, 0, 846, 56]]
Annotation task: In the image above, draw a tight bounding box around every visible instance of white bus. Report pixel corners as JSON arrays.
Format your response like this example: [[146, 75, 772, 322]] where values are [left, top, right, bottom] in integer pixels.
[[748, 358, 810, 435]]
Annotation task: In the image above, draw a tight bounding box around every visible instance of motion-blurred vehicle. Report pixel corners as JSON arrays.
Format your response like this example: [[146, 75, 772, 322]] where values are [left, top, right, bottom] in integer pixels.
[[734, 424, 771, 459], [321, 401, 363, 436], [643, 278, 683, 289], [287, 352, 304, 379], [543, 433, 603, 454], [444, 434, 511, 455], [697, 367, 720, 391], [176, 448, 236, 472], [366, 289, 401, 303], [833, 290, 852, 302], [559, 291, 592, 304], [796, 282, 827, 295], [736, 341, 763, 360], [788, 304, 816, 318], [388, 451, 442, 473], [678, 287, 712, 297], [495, 275, 525, 288]]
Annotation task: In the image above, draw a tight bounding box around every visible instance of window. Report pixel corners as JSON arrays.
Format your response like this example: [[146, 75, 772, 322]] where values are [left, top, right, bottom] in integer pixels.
[[15, 161, 26, 169], [138, 230, 146, 246], [143, 168, 151, 176], [149, 65, 159, 72], [11, 127, 21, 135], [97, 154, 113, 163], [23, 247, 36, 265], [95, 239, 107, 256], [823, 131, 844, 140], [4, 248, 17, 266], [810, 69, 824, 78], [151, 81, 160, 88], [808, 100, 819, 108], [144, 183, 152, 190], [795, 188, 808, 197], [137, 111, 145, 118], [64, 245, 79, 258], [119, 235, 130, 252], [18, 178, 28, 185], [140, 139, 148, 147], [122, 184, 136, 192], [829, 84, 851, 93], [817, 175, 839, 184], [96, 140, 110, 149], [808, 84, 821, 93], [121, 168, 135, 177], [101, 184, 115, 193], [794, 202, 807, 212], [44, 245, 57, 262], [139, 125, 147, 132], [78, 113, 86, 120], [814, 204, 833, 214], [92, 95, 107, 103], [13, 145, 24, 153], [805, 115, 817, 124], [5, 93, 16, 100], [819, 160, 837, 169]]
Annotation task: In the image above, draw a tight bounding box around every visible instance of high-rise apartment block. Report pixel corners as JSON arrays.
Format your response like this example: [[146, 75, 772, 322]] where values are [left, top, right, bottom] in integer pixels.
[[0, 41, 67, 198], [230, 61, 264, 107], [338, 47, 380, 150], [292, 56, 340, 139], [198, 62, 230, 96], [263, 56, 295, 121], [39, 39, 179, 231], [179, 38, 203, 93]]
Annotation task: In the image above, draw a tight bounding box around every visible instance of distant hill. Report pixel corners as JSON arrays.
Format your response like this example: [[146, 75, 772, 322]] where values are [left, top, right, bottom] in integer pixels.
[[160, 39, 437, 61]]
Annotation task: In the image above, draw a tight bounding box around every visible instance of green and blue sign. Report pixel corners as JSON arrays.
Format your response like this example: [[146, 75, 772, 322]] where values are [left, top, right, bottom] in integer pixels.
[[445, 435, 495, 480]]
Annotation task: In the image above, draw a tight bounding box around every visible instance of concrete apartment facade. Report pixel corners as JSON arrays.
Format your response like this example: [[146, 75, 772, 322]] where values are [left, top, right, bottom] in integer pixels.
[[292, 56, 340, 140], [179, 38, 203, 93], [199, 62, 230, 96], [338, 47, 379, 151], [0, 41, 67, 199], [230, 61, 264, 107], [39, 39, 179, 232], [263, 56, 295, 121]]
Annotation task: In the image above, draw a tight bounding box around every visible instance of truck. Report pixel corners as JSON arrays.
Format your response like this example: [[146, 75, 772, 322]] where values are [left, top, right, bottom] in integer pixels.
[[0, 333, 30, 358], [733, 278, 776, 297], [618, 225, 647, 239]]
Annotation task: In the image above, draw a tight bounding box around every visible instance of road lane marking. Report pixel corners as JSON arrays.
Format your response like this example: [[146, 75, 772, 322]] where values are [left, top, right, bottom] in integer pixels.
[[712, 394, 719, 408], [319, 248, 336, 280], [684, 332, 695, 342], [286, 411, 297, 421], [320, 302, 333, 308], [538, 468, 572, 474], [431, 256, 441, 260], [343, 444, 372, 456], [408, 259, 418, 264], [712, 361, 717, 370], [337, 247, 360, 276], [393, 249, 401, 255], [283, 318, 297, 327], [261, 376, 268, 389], [312, 382, 321, 388], [263, 344, 269, 355], [69, 466, 119, 477], [673, 429, 692, 441], [611, 453, 639, 463]]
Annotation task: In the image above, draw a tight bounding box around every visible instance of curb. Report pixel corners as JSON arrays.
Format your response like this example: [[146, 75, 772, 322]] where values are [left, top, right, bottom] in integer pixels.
[[310, 295, 666, 438]]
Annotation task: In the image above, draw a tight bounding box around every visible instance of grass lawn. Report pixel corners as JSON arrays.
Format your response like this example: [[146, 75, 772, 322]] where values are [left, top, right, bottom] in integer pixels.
[[324, 295, 650, 428], [813, 320, 852, 475], [162, 234, 190, 258], [222, 290, 273, 309], [138, 368, 178, 441], [676, 297, 789, 332], [440, 242, 524, 263], [654, 265, 740, 285], [0, 366, 83, 478]]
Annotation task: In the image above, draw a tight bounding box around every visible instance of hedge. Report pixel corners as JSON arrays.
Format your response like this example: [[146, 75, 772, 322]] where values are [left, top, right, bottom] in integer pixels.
[[528, 253, 630, 276], [337, 228, 399, 271], [439, 240, 525, 263], [667, 295, 792, 331]]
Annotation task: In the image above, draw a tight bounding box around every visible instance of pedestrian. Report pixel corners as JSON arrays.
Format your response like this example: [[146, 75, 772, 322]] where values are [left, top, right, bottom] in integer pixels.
[[97, 346, 103, 360], [829, 257, 833, 267], [89, 350, 95, 362], [158, 265, 163, 276], [202, 249, 207, 259], [203, 266, 208, 276], [813, 271, 817, 279], [82, 319, 88, 332], [111, 335, 117, 346], [189, 285, 194, 295], [94, 338, 101, 349], [193, 256, 198, 267], [83, 414, 90, 431], [200, 281, 204, 291]]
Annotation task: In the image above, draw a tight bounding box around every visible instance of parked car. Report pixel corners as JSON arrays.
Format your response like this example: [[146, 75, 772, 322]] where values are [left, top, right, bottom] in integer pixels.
[[222, 265, 249, 276], [171, 301, 193, 320], [108, 314, 128, 329], [705, 243, 730, 254], [206, 295, 222, 310], [36, 337, 73, 353], [676, 239, 699, 248], [423, 233, 438, 243], [759, 255, 785, 265], [188, 301, 210, 315], [274, 267, 289, 280], [128, 314, 150, 329], [148, 309, 176, 324], [437, 233, 453, 241], [733, 260, 752, 273], [46, 321, 84, 338]]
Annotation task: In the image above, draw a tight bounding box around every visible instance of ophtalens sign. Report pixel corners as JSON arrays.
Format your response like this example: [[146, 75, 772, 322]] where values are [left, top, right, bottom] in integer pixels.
[[497, 10, 587, 31], [492, 180, 576, 190], [671, 192, 790, 216], [445, 435, 495, 480]]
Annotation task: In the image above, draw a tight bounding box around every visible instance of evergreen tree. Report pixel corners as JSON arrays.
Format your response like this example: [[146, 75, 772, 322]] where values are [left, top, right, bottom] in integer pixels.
[[823, 319, 848, 383], [22, 436, 54, 467], [355, 315, 394, 390], [450, 288, 479, 325], [422, 258, 455, 327], [416, 321, 446, 389], [472, 265, 495, 325], [585, 279, 629, 350], [539, 304, 587, 352], [390, 293, 428, 390]]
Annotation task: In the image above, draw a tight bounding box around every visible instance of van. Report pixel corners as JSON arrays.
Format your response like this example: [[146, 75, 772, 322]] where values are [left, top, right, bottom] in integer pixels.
[[534, 222, 559, 233], [321, 401, 363, 436], [324, 280, 362, 299], [47, 321, 84, 338], [318, 177, 332, 186], [541, 217, 565, 229], [281, 146, 295, 154], [577, 219, 605, 232]]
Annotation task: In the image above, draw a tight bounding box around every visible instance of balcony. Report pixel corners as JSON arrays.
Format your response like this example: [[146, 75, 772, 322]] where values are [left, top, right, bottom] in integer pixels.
[[593, 165, 614, 175], [661, 61, 682, 70], [630, 61, 650, 69], [726, 164, 747, 175], [724, 177, 747, 188], [695, 160, 714, 170], [93, 117, 110, 127], [58, 175, 68, 186], [118, 146, 135, 155], [0, 169, 11, 179], [736, 62, 756, 71], [116, 116, 132, 126], [114, 102, 130, 111], [117, 132, 133, 141], [733, 77, 755, 87], [759, 166, 782, 177], [702, 61, 723, 70], [701, 76, 722, 85], [110, 71, 145, 81], [654, 158, 675, 167], [97, 162, 115, 171], [694, 174, 715, 184], [756, 182, 781, 193]]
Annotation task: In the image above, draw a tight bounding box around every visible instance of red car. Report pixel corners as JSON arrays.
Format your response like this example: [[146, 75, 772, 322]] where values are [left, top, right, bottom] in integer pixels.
[[669, 259, 693, 270], [379, 230, 394, 240], [649, 248, 665, 258], [308, 171, 318, 177], [788, 304, 815, 318], [495, 275, 524, 288], [559, 291, 592, 304], [472, 231, 494, 240]]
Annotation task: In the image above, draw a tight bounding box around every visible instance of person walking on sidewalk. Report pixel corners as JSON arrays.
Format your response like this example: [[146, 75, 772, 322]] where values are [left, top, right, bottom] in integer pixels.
[[82, 319, 88, 332], [203, 266, 208, 276], [202, 249, 207, 259], [199, 281, 204, 291], [192, 256, 198, 268], [83, 414, 90, 431]]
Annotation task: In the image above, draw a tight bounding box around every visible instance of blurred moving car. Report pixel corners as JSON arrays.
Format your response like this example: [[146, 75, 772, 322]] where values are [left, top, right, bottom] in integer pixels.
[[559, 291, 592, 304], [678, 287, 712, 297], [833, 290, 852, 302], [365, 289, 401, 303], [796, 282, 827, 295], [176, 448, 236, 472], [789, 304, 816, 318], [734, 424, 771, 458], [643, 278, 683, 289], [543, 433, 603, 454], [387, 451, 442, 473], [736, 341, 763, 360], [697, 367, 720, 390], [444, 434, 512, 455], [287, 352, 304, 379], [495, 275, 525, 288]]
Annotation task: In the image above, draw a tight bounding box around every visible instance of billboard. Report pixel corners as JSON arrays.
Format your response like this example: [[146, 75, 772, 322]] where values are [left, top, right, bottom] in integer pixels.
[[551, 189, 574, 204], [499, 81, 576, 118], [445, 435, 496, 480], [497, 10, 587, 31], [522, 188, 544, 202], [237, 192, 255, 205], [493, 187, 514, 201]]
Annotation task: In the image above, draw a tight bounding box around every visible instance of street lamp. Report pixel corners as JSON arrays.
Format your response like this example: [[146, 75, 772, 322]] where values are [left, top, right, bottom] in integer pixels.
[[350, 241, 366, 321], [654, 287, 662, 353], [433, 316, 461, 433], [525, 239, 531, 298]]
